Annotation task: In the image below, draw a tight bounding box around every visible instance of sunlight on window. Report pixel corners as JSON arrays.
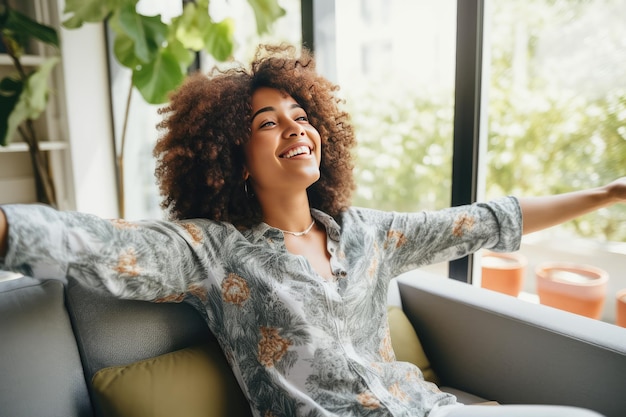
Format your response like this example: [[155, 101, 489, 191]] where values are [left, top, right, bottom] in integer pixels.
[[483, 0, 626, 324]]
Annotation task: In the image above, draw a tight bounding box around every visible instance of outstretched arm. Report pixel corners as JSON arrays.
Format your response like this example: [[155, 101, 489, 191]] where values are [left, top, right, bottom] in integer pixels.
[[0, 204, 221, 302], [519, 177, 626, 235]]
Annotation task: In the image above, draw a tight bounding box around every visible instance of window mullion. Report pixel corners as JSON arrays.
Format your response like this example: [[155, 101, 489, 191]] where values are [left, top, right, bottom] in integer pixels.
[[449, 0, 485, 283]]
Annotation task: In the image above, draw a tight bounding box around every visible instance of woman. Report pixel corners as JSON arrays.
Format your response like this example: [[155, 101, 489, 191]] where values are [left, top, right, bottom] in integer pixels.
[[0, 44, 623, 417]]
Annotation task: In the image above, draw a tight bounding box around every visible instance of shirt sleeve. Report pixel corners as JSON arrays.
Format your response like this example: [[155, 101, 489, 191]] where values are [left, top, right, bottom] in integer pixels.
[[370, 196, 523, 277], [0, 204, 216, 302]]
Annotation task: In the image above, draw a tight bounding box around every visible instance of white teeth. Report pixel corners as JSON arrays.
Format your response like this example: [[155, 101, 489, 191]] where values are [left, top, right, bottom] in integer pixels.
[[282, 145, 311, 159]]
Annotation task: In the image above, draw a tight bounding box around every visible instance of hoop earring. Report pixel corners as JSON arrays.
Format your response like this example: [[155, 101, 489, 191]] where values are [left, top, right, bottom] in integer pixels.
[[244, 180, 254, 199]]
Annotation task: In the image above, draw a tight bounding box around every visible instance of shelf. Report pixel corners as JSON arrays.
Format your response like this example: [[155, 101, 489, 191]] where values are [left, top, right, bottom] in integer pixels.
[[0, 142, 68, 153], [0, 54, 46, 67]]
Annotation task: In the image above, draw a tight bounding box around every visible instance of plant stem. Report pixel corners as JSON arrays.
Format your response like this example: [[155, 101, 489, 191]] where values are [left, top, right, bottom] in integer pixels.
[[115, 80, 134, 218], [18, 123, 57, 207]]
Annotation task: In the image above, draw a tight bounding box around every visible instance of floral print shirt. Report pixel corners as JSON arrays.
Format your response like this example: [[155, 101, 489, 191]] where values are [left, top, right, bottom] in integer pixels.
[[1, 197, 522, 417]]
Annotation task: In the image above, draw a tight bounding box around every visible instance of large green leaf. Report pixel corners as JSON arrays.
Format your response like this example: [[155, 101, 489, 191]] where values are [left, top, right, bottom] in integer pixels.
[[108, 13, 139, 70], [25, 58, 60, 114], [3, 57, 59, 146], [172, 3, 234, 60], [2, 8, 59, 48], [167, 38, 195, 71], [132, 47, 184, 104], [204, 18, 235, 62], [116, 5, 167, 64], [171, 2, 211, 51], [62, 0, 128, 29], [247, 0, 286, 34], [112, 30, 140, 69], [0, 76, 23, 146]]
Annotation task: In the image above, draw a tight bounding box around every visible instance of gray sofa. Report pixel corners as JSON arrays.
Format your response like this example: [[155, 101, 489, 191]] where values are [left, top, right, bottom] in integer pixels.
[[0, 270, 624, 417]]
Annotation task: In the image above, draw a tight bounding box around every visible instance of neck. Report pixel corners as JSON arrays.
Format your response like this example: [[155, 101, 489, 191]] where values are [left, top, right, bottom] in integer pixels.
[[256, 189, 314, 232]]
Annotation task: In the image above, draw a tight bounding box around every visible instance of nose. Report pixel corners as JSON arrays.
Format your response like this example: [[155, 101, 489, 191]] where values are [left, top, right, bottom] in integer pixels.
[[283, 119, 305, 138]]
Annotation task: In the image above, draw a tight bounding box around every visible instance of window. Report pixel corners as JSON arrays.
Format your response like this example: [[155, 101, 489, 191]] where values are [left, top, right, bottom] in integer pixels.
[[481, 0, 626, 323], [313, 0, 458, 276], [310, 0, 626, 325]]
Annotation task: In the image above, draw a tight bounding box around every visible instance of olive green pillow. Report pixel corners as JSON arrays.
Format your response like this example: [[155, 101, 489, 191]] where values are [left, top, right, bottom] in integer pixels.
[[91, 343, 253, 417], [387, 305, 438, 383]]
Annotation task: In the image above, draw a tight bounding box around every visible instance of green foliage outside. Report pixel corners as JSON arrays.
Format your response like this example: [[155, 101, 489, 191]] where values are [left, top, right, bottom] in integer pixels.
[[349, 90, 453, 213], [350, 0, 626, 242], [486, 62, 626, 242]]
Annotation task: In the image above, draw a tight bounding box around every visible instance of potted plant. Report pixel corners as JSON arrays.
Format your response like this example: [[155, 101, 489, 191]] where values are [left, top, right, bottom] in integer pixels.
[[0, 2, 60, 206], [480, 251, 527, 297], [535, 262, 609, 319]]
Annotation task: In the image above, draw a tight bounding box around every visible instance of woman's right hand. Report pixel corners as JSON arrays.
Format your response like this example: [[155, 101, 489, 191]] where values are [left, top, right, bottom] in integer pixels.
[[0, 208, 7, 259]]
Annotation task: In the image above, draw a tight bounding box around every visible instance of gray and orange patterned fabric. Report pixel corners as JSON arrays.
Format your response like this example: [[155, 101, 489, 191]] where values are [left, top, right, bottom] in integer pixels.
[[1, 197, 521, 417]]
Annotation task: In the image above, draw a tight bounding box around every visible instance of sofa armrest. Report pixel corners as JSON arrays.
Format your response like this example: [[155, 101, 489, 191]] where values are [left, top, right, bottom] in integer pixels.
[[397, 271, 626, 417], [0, 277, 92, 417]]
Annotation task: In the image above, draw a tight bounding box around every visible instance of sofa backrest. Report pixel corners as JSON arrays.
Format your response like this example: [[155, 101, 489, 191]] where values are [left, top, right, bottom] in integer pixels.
[[0, 277, 93, 417], [65, 278, 212, 381], [64, 278, 254, 417]]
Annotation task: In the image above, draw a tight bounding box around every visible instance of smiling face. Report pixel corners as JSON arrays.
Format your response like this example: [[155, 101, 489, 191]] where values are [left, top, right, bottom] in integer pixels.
[[244, 87, 322, 197]]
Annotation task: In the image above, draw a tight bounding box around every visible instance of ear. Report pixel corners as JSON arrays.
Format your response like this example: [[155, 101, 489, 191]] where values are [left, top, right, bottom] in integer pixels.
[[242, 167, 250, 181]]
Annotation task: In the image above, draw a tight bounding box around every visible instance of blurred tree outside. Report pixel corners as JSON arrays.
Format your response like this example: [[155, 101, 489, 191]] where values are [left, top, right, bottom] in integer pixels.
[[349, 88, 453, 213], [350, 0, 625, 243], [485, 0, 626, 242]]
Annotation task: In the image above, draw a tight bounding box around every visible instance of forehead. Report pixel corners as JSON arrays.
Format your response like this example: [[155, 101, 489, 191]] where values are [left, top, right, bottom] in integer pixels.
[[251, 87, 298, 110]]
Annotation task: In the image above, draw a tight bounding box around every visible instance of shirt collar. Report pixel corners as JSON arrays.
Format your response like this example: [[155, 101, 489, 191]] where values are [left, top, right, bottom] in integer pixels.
[[311, 209, 342, 242], [244, 209, 342, 244]]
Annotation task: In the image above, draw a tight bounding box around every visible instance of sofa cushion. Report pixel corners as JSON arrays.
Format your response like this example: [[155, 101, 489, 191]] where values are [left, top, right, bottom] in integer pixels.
[[0, 278, 92, 417], [92, 343, 253, 417], [65, 279, 212, 381], [387, 305, 438, 383]]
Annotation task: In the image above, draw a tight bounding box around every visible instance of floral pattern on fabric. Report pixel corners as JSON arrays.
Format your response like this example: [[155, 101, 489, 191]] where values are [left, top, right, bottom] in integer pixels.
[[1, 197, 522, 417]]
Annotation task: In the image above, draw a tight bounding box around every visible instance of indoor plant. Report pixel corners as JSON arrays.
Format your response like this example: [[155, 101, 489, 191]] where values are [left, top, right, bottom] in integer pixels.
[[0, 2, 60, 206], [62, 0, 286, 217]]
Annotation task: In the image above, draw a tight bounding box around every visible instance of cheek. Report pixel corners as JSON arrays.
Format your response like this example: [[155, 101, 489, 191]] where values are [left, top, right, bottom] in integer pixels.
[[243, 141, 274, 176]]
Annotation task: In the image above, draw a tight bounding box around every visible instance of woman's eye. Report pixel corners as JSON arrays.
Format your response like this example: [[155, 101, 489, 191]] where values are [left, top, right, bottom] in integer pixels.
[[296, 115, 309, 122], [260, 120, 276, 128]]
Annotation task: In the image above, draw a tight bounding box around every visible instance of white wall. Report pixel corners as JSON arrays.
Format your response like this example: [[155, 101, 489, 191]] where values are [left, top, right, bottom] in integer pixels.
[[57, 0, 118, 218]]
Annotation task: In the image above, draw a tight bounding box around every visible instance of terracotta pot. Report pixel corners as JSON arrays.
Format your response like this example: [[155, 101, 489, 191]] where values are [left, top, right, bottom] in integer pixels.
[[480, 252, 527, 297], [535, 262, 608, 319], [616, 289, 626, 328]]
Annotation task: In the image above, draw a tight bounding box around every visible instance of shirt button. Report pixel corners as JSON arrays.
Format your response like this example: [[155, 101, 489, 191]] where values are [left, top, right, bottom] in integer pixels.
[[339, 271, 347, 277]]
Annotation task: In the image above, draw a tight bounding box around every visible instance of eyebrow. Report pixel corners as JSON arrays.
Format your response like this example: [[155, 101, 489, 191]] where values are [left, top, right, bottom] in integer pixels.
[[251, 104, 303, 123]]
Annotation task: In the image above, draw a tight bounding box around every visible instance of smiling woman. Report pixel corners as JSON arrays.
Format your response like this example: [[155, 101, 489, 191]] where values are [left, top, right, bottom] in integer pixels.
[[0, 43, 624, 417], [153, 45, 356, 228]]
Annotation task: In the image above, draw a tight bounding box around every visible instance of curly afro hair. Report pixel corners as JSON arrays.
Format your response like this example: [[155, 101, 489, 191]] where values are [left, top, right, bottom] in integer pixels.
[[154, 44, 356, 228]]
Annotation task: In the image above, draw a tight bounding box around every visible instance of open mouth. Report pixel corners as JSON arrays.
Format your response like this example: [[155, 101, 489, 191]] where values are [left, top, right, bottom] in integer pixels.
[[280, 145, 312, 159]]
